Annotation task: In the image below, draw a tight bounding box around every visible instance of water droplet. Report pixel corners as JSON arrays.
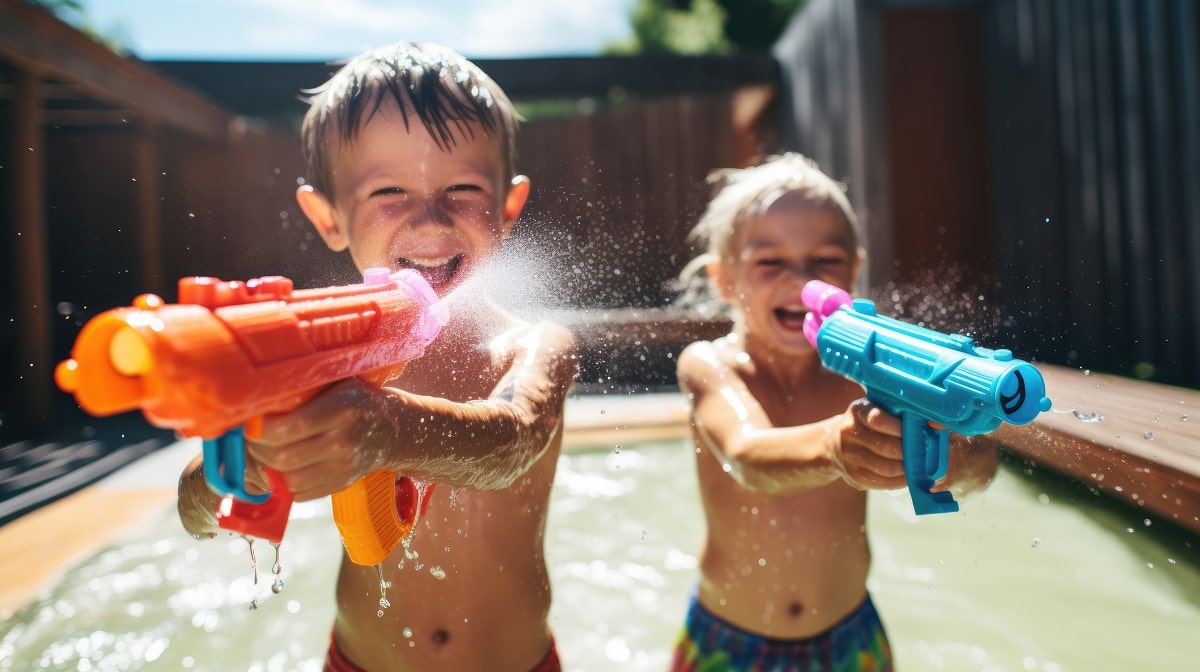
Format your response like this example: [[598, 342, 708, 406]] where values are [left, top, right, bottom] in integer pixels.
[[430, 566, 446, 580], [1072, 410, 1104, 422], [640, 531, 647, 542], [1144, 431, 1155, 440], [377, 610, 385, 618], [1143, 518, 1153, 527], [403, 627, 413, 638], [1030, 537, 1041, 548]]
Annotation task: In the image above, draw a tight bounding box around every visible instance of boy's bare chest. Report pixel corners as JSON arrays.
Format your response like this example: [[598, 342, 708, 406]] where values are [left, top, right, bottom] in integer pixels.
[[745, 373, 860, 428]]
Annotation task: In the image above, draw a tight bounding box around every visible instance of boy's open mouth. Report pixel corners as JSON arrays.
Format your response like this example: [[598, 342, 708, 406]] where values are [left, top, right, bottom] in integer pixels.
[[774, 306, 808, 331], [398, 254, 464, 292]]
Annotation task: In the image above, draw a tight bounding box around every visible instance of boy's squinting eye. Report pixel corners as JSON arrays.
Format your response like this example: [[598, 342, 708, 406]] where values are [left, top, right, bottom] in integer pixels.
[[811, 256, 848, 267], [369, 187, 406, 198]]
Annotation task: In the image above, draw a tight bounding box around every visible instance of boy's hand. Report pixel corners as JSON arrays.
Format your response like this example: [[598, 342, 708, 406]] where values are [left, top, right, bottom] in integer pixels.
[[833, 399, 908, 491], [246, 378, 390, 502], [834, 400, 1000, 496]]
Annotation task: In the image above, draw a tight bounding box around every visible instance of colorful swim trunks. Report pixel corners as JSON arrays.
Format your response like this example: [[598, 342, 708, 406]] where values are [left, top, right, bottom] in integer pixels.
[[670, 593, 893, 672]]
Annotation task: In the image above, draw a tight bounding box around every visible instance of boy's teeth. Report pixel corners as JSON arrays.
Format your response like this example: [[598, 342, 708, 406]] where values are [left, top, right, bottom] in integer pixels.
[[405, 257, 453, 268]]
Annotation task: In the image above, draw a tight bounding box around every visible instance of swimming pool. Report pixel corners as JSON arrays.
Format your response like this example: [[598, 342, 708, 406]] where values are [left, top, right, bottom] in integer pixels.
[[1, 435, 1197, 671]]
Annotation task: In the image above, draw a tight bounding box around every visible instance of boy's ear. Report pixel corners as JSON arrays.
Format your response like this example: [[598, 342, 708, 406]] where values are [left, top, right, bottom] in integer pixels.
[[499, 175, 531, 238], [706, 259, 736, 302], [296, 185, 347, 252]]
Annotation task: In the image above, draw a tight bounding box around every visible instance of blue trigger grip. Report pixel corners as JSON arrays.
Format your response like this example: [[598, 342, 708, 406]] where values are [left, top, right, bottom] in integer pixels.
[[901, 414, 959, 515], [202, 427, 270, 504]]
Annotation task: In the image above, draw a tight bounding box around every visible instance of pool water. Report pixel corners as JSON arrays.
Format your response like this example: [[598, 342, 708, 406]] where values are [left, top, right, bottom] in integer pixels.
[[1, 438, 1197, 671]]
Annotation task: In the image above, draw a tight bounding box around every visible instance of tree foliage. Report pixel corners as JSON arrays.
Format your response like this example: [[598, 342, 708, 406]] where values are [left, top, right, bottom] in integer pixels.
[[604, 0, 806, 55]]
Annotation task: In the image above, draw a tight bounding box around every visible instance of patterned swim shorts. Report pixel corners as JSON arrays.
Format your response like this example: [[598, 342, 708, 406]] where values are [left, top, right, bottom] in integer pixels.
[[669, 593, 894, 672]]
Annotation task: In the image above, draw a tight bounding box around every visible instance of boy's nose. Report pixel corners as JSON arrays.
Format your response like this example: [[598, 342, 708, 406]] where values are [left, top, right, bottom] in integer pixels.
[[786, 265, 812, 287], [410, 200, 453, 227]]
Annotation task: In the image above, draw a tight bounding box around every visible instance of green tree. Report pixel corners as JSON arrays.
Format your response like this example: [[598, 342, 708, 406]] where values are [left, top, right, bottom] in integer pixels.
[[28, 0, 131, 54], [605, 0, 806, 55]]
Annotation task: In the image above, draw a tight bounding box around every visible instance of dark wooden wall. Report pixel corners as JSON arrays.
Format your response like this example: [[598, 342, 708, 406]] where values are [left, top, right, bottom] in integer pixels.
[[982, 0, 1199, 386], [774, 0, 1199, 388]]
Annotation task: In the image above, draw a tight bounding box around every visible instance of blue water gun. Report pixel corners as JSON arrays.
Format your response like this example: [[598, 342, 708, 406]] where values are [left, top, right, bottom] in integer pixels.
[[801, 280, 1052, 515]]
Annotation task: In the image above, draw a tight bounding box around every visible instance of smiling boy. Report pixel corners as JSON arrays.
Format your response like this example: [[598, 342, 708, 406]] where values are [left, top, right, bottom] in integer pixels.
[[671, 154, 999, 671], [176, 43, 576, 672]]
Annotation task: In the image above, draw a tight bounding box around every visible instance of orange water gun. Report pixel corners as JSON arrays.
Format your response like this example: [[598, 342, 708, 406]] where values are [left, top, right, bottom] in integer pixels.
[[55, 267, 448, 565]]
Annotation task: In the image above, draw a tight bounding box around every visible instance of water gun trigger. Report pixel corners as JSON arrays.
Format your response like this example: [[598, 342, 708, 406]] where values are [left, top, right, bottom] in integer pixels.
[[202, 427, 270, 504], [901, 414, 959, 515], [216, 467, 294, 543]]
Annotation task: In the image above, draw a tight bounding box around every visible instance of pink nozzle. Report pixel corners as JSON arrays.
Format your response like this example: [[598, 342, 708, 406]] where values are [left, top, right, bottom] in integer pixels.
[[391, 269, 450, 345], [801, 281, 852, 348]]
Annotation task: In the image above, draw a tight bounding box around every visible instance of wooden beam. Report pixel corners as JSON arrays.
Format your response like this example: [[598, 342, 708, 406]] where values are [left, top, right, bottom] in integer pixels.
[[42, 109, 138, 127], [0, 0, 229, 140], [148, 54, 782, 120], [11, 67, 51, 431], [133, 121, 164, 296]]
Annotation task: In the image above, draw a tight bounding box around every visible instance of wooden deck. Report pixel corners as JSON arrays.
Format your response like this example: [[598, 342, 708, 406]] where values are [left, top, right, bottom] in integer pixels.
[[1005, 364, 1200, 535]]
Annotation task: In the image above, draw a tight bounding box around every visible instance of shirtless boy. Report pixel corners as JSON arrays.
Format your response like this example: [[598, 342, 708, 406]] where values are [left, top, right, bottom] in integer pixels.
[[177, 42, 576, 672], [671, 153, 999, 671]]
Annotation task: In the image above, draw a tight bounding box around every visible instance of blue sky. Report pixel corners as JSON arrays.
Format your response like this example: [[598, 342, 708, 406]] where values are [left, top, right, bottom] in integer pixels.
[[84, 0, 637, 60]]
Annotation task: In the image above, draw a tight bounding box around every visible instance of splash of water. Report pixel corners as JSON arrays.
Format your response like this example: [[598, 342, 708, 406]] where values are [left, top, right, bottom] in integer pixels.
[[246, 537, 259, 610], [377, 564, 390, 617], [869, 264, 1003, 341]]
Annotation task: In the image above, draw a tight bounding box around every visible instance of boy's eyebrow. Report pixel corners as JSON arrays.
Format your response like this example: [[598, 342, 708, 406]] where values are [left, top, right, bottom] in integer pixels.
[[743, 233, 852, 251]]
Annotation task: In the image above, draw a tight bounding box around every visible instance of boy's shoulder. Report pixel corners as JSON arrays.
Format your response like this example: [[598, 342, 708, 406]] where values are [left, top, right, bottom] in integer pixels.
[[677, 334, 743, 382], [471, 307, 575, 371], [680, 333, 740, 362]]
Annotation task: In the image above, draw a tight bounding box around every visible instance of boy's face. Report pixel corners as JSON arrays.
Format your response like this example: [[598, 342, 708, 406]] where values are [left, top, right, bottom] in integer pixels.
[[298, 97, 528, 296], [714, 193, 861, 352]]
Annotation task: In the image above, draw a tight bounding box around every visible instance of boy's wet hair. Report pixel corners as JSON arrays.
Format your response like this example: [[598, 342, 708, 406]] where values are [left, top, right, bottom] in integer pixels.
[[300, 42, 520, 198], [676, 153, 862, 314]]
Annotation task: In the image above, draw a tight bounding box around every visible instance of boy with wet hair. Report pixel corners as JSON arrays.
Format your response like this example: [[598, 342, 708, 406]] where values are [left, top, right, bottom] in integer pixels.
[[671, 153, 999, 671], [177, 42, 576, 672]]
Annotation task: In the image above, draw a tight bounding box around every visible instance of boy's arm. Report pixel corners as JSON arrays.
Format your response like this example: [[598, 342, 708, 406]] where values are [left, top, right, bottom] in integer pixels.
[[677, 341, 908, 494], [247, 321, 578, 500]]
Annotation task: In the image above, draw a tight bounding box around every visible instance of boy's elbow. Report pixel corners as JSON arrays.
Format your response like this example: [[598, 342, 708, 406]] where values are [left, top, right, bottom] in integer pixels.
[[719, 444, 781, 493]]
